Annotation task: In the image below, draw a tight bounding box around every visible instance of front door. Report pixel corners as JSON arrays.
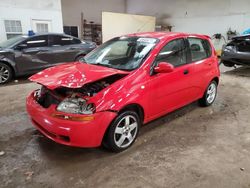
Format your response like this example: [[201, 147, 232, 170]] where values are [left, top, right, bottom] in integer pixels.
[[187, 37, 216, 99], [15, 35, 52, 74], [148, 38, 194, 119]]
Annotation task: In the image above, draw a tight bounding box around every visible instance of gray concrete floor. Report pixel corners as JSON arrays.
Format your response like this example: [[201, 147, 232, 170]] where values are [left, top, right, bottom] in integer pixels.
[[1, 66, 250, 188]]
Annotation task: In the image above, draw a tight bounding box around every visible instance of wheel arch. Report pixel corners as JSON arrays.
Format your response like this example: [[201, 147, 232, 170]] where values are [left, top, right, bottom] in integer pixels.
[[102, 103, 144, 150], [211, 76, 219, 85], [0, 60, 15, 77], [203, 77, 219, 94], [118, 103, 145, 123]]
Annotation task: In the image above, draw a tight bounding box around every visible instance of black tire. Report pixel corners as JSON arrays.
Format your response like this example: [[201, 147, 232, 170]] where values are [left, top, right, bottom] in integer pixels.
[[75, 55, 86, 62], [199, 81, 218, 107], [0, 62, 13, 84], [103, 111, 141, 152]]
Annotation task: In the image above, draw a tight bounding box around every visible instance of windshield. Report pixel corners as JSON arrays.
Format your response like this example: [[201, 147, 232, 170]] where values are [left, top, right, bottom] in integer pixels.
[[0, 35, 27, 49], [82, 37, 158, 71]]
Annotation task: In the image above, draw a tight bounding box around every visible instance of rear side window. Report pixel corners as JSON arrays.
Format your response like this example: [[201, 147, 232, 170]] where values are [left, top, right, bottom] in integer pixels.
[[156, 38, 187, 67], [236, 40, 250, 52], [50, 35, 81, 46], [188, 38, 212, 62], [72, 38, 81, 44], [24, 35, 48, 48]]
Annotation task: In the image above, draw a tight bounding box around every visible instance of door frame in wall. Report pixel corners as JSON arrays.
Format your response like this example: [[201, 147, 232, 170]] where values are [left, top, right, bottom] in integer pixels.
[[63, 26, 79, 38], [31, 19, 52, 33]]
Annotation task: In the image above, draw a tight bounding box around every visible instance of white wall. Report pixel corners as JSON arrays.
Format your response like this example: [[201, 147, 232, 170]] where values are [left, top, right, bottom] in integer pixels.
[[126, 0, 250, 37], [0, 0, 63, 42], [61, 0, 126, 38]]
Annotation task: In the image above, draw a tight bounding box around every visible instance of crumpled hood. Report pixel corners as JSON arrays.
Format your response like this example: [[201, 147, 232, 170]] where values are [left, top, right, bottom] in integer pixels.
[[29, 62, 128, 89]]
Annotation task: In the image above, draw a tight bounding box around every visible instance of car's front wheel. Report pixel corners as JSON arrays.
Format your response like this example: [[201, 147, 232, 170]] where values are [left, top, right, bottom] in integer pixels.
[[0, 62, 12, 84], [104, 111, 140, 152], [199, 80, 218, 106]]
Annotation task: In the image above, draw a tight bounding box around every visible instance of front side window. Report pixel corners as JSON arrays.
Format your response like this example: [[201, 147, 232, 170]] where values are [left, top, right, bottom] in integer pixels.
[[188, 38, 212, 62], [24, 35, 48, 48], [4, 20, 23, 39], [82, 37, 158, 71], [156, 38, 187, 67]]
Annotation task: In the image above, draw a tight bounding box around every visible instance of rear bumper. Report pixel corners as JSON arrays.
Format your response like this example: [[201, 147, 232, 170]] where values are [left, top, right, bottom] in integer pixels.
[[26, 91, 117, 148], [221, 51, 250, 65]]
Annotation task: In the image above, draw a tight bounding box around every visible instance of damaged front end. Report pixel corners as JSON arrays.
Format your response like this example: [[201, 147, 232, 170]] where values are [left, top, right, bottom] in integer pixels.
[[34, 74, 126, 116]]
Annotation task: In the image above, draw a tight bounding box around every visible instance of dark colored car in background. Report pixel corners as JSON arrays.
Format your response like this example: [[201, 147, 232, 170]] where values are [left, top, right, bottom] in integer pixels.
[[221, 34, 250, 67], [0, 33, 96, 84]]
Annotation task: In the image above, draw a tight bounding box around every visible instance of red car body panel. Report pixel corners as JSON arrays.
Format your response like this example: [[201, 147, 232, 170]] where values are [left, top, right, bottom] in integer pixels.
[[26, 91, 117, 147], [27, 32, 220, 148], [29, 62, 128, 90]]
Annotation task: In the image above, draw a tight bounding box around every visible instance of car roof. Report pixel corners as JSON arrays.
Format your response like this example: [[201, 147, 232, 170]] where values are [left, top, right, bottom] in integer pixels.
[[22, 33, 75, 38], [125, 32, 210, 41]]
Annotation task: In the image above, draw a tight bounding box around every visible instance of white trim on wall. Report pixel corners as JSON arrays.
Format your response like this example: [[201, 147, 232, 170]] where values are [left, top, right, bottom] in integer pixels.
[[31, 19, 52, 33]]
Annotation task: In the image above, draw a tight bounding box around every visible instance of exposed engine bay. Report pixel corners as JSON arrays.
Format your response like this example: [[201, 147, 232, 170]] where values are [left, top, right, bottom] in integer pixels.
[[34, 74, 127, 114]]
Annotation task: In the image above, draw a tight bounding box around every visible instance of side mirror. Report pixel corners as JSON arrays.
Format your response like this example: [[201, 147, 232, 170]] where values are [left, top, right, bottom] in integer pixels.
[[154, 62, 174, 74]]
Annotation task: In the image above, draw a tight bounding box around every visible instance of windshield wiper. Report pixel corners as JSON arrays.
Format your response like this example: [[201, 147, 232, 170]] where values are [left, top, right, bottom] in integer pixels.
[[81, 60, 112, 68], [93, 63, 112, 68]]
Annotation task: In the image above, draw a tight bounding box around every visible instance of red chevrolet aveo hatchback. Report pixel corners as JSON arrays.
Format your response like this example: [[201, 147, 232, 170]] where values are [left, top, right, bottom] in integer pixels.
[[26, 32, 220, 152]]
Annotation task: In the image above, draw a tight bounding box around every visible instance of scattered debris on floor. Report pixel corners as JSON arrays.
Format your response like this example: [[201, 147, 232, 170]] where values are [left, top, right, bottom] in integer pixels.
[[24, 171, 34, 181], [0, 151, 5, 156]]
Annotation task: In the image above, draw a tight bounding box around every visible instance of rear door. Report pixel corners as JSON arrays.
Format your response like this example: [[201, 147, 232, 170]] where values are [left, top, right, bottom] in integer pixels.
[[48, 35, 83, 63], [15, 35, 52, 74], [187, 37, 215, 98]]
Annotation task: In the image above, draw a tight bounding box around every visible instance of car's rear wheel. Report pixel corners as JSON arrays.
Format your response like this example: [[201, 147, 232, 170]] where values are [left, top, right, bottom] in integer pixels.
[[0, 63, 12, 84], [104, 111, 140, 152], [199, 80, 218, 107]]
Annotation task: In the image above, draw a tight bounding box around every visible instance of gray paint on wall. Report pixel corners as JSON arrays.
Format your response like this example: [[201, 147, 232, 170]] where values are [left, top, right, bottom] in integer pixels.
[[61, 0, 126, 37], [0, 0, 62, 11], [126, 0, 250, 36]]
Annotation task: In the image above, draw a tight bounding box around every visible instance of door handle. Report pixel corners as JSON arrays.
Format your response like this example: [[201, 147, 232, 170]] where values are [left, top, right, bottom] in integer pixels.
[[24, 49, 40, 53], [183, 69, 189, 75], [37, 49, 49, 54]]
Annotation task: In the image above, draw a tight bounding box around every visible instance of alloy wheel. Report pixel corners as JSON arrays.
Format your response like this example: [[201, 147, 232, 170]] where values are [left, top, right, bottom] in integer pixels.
[[206, 83, 217, 104], [0, 65, 10, 84], [114, 115, 138, 148]]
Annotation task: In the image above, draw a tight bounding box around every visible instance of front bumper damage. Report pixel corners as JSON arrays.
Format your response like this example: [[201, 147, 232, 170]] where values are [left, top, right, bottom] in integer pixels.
[[26, 91, 117, 147]]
